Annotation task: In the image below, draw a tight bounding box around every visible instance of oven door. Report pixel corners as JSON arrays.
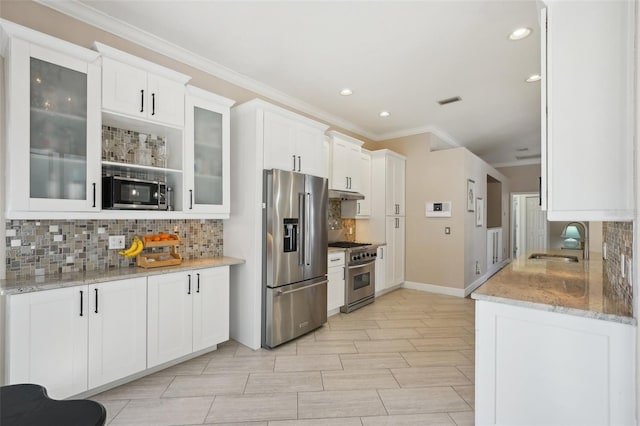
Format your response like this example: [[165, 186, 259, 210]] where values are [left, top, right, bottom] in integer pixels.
[[346, 260, 375, 305]]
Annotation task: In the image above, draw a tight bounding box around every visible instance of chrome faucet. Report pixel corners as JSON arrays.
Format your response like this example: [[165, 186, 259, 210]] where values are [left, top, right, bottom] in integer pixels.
[[562, 221, 589, 260]]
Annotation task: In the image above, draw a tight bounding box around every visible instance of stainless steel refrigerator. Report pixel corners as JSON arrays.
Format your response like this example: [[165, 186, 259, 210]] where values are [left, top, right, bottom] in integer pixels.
[[262, 169, 328, 348]]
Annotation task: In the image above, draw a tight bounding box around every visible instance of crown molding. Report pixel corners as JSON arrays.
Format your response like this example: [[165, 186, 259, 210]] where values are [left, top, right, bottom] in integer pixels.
[[34, 0, 377, 140]]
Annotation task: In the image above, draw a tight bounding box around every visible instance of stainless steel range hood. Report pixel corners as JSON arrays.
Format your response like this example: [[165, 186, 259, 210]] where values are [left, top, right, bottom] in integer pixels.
[[328, 189, 365, 200]]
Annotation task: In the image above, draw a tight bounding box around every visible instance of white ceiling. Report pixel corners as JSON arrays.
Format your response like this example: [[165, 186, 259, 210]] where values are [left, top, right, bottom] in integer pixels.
[[40, 0, 542, 167]]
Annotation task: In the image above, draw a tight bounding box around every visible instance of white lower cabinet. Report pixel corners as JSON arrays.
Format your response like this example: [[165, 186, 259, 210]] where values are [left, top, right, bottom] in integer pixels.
[[6, 267, 230, 399], [193, 267, 230, 351], [148, 266, 230, 368], [7, 277, 147, 399], [475, 300, 635, 425], [385, 216, 405, 287], [8, 286, 89, 399], [327, 251, 346, 314], [88, 277, 147, 389], [374, 245, 387, 294]]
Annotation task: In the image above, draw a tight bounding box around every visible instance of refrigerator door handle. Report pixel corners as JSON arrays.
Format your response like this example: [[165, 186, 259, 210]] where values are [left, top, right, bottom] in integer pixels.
[[298, 192, 305, 265], [305, 192, 311, 266], [276, 279, 328, 296]]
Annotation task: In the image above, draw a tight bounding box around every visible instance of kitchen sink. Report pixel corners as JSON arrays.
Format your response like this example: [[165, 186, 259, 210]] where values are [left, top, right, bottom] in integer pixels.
[[528, 253, 579, 263]]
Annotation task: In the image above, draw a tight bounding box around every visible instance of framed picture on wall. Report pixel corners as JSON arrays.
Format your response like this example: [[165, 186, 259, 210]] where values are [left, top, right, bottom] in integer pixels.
[[476, 197, 484, 227], [467, 179, 475, 212]]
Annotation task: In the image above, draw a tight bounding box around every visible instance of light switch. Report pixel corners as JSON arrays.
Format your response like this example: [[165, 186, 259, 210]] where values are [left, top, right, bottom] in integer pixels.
[[445, 227, 451, 235]]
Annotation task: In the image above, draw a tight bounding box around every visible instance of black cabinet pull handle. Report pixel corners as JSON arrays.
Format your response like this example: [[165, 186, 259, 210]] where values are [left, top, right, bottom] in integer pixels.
[[539, 176, 542, 206], [189, 189, 193, 210], [297, 156, 301, 172], [151, 93, 155, 116], [140, 89, 144, 113], [79, 290, 84, 317], [188, 274, 191, 295], [197, 273, 200, 293], [92, 183, 96, 208], [292, 155, 296, 171], [94, 288, 99, 314]]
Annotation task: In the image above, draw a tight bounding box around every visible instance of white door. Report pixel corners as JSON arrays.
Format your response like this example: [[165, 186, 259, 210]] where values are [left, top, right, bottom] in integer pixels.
[[385, 156, 405, 216], [8, 286, 88, 399], [375, 245, 387, 292], [263, 110, 296, 172], [193, 267, 230, 351], [356, 152, 372, 217], [184, 92, 230, 214], [101, 57, 147, 119], [394, 157, 406, 216], [146, 73, 185, 127], [88, 278, 147, 389], [327, 266, 345, 312], [394, 217, 406, 285], [330, 139, 350, 190], [148, 272, 193, 368], [8, 41, 102, 213], [525, 196, 548, 253], [296, 125, 326, 177]]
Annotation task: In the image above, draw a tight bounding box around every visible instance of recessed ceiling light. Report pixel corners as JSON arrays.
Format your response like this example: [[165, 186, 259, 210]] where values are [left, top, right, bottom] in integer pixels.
[[340, 88, 353, 96], [526, 74, 541, 83], [509, 27, 532, 40], [379, 111, 390, 118]]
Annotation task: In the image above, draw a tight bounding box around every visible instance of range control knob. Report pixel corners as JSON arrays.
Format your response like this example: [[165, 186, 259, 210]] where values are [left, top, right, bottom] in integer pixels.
[[372, 252, 377, 257]]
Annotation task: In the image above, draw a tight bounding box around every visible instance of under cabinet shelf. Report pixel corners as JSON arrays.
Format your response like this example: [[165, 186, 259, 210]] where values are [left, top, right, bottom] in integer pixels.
[[102, 161, 183, 175]]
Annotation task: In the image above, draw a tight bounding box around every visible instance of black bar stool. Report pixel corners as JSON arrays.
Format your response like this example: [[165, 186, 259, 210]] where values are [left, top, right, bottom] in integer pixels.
[[0, 384, 106, 426]]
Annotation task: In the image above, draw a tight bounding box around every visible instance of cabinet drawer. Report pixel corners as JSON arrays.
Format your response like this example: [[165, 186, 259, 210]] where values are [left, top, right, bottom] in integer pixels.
[[328, 252, 345, 267]]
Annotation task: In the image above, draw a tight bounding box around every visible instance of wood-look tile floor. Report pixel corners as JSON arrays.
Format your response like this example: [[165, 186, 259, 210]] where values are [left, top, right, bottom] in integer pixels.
[[91, 288, 475, 425]]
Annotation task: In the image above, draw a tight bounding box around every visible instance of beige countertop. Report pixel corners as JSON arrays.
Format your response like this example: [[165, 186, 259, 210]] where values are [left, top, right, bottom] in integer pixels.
[[0, 257, 245, 296], [471, 251, 634, 325]]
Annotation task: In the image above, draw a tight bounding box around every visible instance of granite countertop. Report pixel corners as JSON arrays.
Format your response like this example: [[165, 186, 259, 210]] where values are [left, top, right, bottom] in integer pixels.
[[0, 257, 245, 296], [471, 250, 634, 324]]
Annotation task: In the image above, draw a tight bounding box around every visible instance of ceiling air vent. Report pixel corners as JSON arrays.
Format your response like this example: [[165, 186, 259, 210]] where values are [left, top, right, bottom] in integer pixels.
[[437, 96, 462, 105], [515, 153, 541, 160]]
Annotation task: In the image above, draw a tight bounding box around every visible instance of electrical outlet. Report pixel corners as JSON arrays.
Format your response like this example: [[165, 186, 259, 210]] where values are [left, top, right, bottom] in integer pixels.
[[108, 235, 126, 250], [603, 243, 607, 260], [475, 261, 480, 275], [621, 254, 626, 278]]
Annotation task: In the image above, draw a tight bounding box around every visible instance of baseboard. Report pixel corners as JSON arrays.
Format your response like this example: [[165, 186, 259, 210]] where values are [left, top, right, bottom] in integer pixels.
[[375, 284, 402, 297], [402, 281, 466, 298], [464, 258, 511, 296]]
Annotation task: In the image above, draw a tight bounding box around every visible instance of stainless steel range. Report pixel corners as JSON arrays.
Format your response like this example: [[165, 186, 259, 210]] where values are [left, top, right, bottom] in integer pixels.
[[328, 242, 377, 313]]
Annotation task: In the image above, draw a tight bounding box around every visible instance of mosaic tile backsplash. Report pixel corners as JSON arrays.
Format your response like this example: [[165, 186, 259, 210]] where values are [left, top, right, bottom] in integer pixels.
[[603, 221, 633, 315], [5, 219, 223, 280], [328, 199, 357, 241]]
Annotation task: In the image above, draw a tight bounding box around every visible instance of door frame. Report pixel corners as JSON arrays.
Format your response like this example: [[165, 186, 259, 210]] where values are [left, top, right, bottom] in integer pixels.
[[511, 192, 548, 258]]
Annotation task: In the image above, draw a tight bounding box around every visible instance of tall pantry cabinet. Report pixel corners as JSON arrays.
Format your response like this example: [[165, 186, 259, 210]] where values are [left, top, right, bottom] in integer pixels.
[[362, 150, 406, 290], [224, 99, 329, 350]]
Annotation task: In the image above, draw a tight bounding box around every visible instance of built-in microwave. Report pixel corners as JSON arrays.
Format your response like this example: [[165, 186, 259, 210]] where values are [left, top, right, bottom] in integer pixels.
[[102, 176, 167, 210]]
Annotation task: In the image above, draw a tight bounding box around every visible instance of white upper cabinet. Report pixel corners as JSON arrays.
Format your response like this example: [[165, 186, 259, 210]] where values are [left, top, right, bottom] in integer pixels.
[[356, 150, 372, 217], [1, 22, 102, 216], [328, 131, 363, 192], [96, 42, 190, 128], [385, 153, 406, 216], [541, 1, 634, 221], [184, 86, 235, 216], [263, 107, 327, 177]]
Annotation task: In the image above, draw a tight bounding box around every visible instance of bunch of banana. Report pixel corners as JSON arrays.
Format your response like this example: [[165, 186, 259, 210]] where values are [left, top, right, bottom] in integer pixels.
[[119, 236, 144, 258]]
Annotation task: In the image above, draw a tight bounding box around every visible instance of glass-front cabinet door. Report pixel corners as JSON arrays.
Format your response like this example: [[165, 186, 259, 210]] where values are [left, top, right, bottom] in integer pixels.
[[184, 86, 234, 216], [5, 37, 101, 214]]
